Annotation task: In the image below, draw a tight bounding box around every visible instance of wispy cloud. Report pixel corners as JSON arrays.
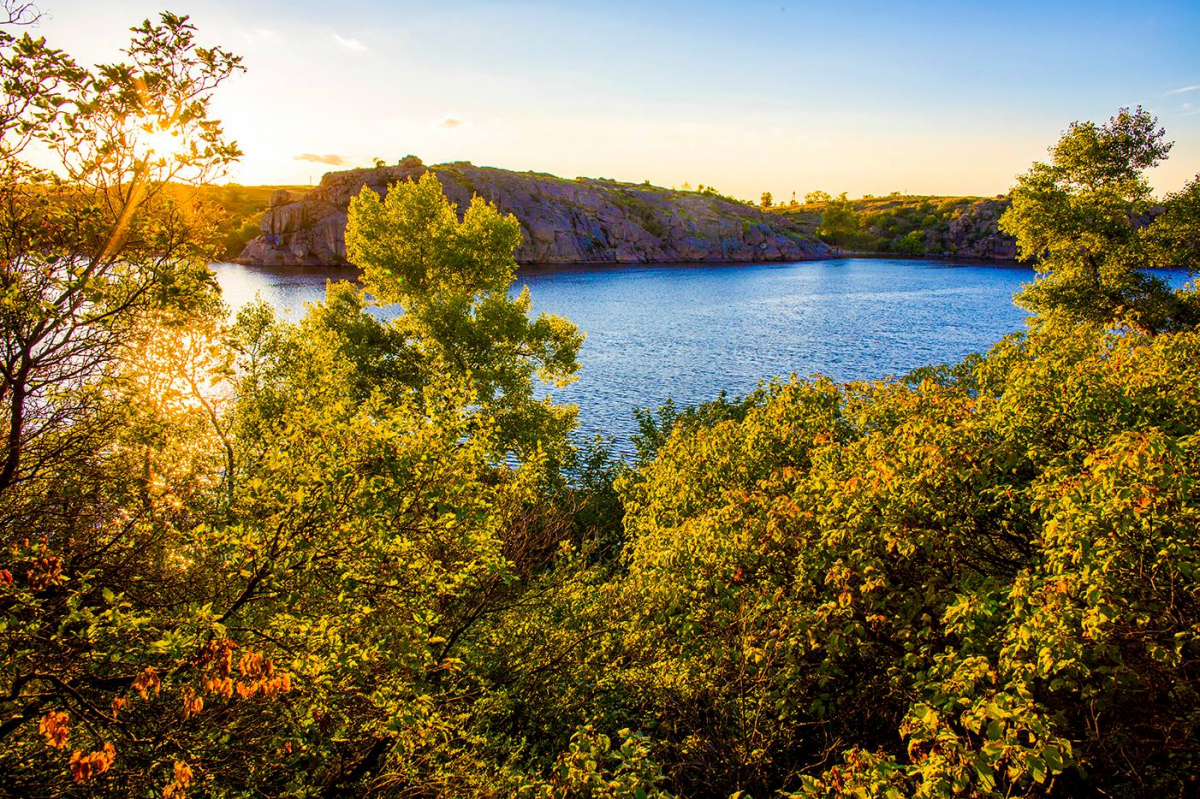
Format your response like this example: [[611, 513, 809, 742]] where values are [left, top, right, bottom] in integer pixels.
[[294, 153, 348, 166], [237, 27, 278, 45], [331, 33, 367, 52], [1166, 84, 1200, 96], [437, 118, 462, 130]]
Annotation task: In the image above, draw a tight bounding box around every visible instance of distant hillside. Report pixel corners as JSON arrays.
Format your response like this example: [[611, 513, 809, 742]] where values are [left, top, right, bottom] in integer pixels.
[[769, 194, 1017, 261], [234, 159, 829, 266], [198, 184, 316, 259]]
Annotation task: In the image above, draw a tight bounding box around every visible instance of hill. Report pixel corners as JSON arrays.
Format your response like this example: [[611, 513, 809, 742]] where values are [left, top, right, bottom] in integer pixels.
[[197, 184, 316, 259], [769, 193, 1017, 260], [234, 159, 829, 266]]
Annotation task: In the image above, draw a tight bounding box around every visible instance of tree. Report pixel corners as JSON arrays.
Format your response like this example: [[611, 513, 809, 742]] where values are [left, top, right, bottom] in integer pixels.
[[344, 171, 583, 460], [804, 190, 831, 205], [0, 13, 582, 792], [818, 192, 860, 246], [0, 8, 256, 792], [0, 10, 241, 506], [760, 191, 772, 208], [1000, 107, 1200, 331]]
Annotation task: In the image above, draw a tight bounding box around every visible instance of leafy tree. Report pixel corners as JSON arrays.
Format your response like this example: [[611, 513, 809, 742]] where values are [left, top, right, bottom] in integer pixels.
[[817, 191, 860, 246], [897, 228, 926, 255], [344, 171, 583, 460], [1000, 107, 1200, 331], [760, 191, 773, 208], [0, 7, 253, 792], [0, 15, 577, 792], [804, 190, 831, 204], [0, 9, 240, 504]]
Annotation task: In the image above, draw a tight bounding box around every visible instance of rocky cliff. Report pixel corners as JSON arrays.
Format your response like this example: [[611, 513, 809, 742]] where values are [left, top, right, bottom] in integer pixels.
[[236, 161, 829, 267], [937, 199, 1017, 260]]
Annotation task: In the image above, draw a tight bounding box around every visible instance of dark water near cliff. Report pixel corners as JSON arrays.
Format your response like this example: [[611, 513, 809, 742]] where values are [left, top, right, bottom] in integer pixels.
[[210, 258, 1185, 453]]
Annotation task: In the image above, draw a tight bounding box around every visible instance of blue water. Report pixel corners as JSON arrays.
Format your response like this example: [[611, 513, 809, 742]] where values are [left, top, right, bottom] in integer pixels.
[[209, 258, 1150, 451]]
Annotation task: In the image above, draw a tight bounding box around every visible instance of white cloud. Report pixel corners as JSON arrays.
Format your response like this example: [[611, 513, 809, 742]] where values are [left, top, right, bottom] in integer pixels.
[[237, 28, 278, 45], [1166, 84, 1200, 96], [438, 118, 463, 129], [331, 33, 367, 52]]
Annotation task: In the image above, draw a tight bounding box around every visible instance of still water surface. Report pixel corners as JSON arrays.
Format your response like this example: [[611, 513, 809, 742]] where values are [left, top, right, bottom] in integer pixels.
[[212, 258, 1038, 449]]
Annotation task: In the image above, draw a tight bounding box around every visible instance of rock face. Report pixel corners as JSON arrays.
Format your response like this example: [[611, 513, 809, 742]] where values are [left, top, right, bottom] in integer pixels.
[[236, 161, 829, 267], [939, 199, 1018, 260]]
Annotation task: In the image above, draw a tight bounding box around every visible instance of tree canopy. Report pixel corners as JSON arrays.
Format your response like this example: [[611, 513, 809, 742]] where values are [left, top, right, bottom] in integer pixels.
[[1000, 106, 1200, 331], [345, 172, 583, 460], [816, 191, 860, 247]]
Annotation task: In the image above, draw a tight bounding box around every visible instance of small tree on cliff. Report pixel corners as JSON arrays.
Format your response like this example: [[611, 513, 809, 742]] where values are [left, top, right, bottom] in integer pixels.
[[760, 191, 773, 208], [344, 172, 583, 459], [1000, 106, 1200, 332]]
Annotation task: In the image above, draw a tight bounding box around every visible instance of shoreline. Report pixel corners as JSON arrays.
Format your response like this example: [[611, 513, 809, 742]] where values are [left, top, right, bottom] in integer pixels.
[[227, 251, 1024, 271]]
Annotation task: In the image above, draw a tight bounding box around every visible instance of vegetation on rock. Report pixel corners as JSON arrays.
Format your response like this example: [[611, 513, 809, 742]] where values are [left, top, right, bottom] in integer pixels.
[[774, 192, 1017, 259]]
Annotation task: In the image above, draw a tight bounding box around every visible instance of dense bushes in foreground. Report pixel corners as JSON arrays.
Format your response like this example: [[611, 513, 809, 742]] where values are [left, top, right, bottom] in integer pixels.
[[8, 311, 1200, 796], [603, 319, 1200, 796]]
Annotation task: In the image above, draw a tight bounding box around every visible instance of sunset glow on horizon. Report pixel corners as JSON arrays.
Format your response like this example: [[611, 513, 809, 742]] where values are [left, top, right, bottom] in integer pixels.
[[38, 0, 1200, 199]]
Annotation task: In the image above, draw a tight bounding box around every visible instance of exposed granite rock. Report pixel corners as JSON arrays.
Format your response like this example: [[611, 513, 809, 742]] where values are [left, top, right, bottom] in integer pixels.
[[939, 199, 1017, 260], [236, 161, 829, 267]]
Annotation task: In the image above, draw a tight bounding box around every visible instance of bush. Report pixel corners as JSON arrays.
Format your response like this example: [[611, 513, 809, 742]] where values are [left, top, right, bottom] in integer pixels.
[[607, 320, 1200, 796]]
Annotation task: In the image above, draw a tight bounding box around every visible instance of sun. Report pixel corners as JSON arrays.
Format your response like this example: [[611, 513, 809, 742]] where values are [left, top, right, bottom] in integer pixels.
[[134, 116, 187, 163]]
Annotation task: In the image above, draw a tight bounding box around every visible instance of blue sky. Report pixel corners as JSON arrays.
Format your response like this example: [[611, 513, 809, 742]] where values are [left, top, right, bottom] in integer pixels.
[[37, 0, 1200, 197]]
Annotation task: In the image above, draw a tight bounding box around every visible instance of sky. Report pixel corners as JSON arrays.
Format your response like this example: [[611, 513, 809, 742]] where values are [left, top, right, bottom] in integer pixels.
[[32, 0, 1200, 200]]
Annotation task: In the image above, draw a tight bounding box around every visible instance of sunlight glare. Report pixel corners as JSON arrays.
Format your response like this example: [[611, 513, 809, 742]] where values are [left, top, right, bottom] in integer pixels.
[[135, 116, 186, 163]]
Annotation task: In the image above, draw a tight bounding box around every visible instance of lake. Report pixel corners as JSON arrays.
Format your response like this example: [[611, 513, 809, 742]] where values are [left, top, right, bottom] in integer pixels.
[[211, 258, 1041, 451]]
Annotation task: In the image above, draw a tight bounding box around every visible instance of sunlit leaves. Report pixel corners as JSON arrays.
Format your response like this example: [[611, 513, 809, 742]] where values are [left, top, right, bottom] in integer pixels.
[[1000, 107, 1200, 331], [611, 321, 1200, 796], [344, 172, 583, 459]]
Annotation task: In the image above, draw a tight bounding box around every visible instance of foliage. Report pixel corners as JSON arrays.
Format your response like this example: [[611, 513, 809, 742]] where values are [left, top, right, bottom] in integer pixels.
[[608, 319, 1200, 796], [344, 171, 584, 460], [780, 192, 1012, 256], [201, 183, 312, 259], [526, 725, 676, 798], [815, 191, 861, 247], [0, 8, 240, 509], [631, 389, 762, 467], [1000, 106, 1200, 331]]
